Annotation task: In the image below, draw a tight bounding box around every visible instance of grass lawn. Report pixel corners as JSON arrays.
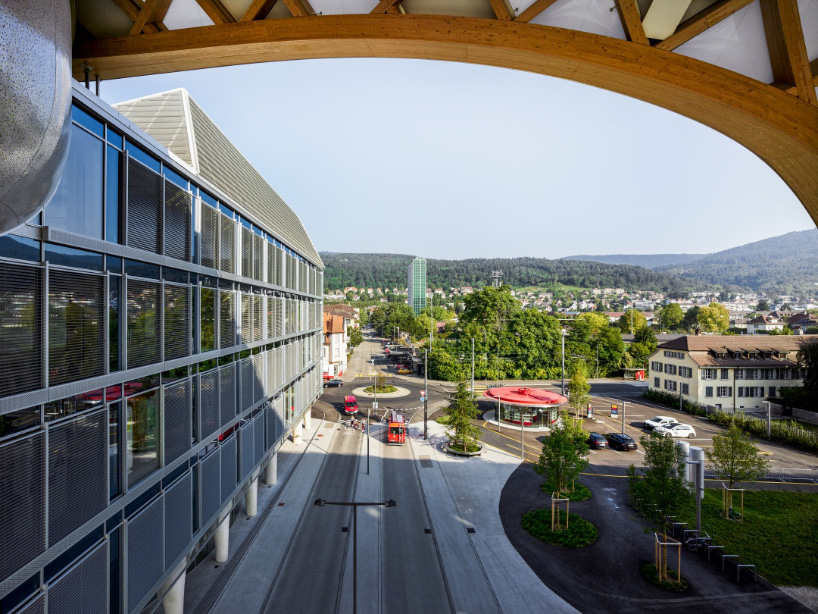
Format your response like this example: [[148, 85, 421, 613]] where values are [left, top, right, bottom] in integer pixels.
[[684, 489, 818, 587], [522, 509, 598, 547]]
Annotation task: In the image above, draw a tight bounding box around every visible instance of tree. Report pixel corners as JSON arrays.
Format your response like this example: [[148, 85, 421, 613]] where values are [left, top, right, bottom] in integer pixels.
[[628, 326, 657, 367], [697, 302, 730, 334], [797, 339, 818, 403], [534, 413, 589, 496], [617, 309, 647, 334], [756, 299, 770, 311], [444, 381, 482, 453], [705, 425, 769, 490], [656, 303, 684, 331], [567, 367, 591, 417], [349, 327, 363, 348], [682, 305, 702, 332]]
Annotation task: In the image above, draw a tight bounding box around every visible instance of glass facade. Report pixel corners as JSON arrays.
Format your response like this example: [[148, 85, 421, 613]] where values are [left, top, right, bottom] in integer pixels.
[[0, 87, 323, 613], [408, 257, 426, 315]]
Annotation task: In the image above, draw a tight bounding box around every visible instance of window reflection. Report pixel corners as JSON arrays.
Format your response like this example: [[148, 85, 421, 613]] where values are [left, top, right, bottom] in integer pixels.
[[127, 389, 159, 487], [201, 287, 215, 352], [0, 406, 40, 439], [110, 401, 120, 499]]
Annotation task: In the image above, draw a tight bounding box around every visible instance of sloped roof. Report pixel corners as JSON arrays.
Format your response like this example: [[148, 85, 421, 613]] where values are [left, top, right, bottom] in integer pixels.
[[113, 89, 321, 267], [658, 335, 812, 353]]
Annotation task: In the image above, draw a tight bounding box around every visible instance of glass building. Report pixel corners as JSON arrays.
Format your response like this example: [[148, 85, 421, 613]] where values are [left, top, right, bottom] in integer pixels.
[[408, 257, 426, 315], [0, 84, 323, 614]]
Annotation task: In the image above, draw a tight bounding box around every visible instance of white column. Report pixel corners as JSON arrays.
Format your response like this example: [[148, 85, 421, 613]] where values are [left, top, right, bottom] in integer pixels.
[[161, 558, 187, 614], [245, 477, 258, 517], [214, 510, 230, 563], [265, 452, 277, 486], [292, 421, 303, 444], [303, 409, 312, 431]]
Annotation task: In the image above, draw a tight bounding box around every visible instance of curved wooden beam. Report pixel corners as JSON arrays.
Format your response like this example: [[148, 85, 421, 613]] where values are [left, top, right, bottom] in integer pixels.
[[72, 14, 818, 225]]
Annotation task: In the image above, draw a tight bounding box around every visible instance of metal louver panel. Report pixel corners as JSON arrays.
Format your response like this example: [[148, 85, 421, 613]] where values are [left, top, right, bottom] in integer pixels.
[[164, 472, 192, 566], [15, 593, 44, 614], [220, 436, 236, 504], [48, 409, 107, 546], [164, 284, 190, 361], [219, 214, 235, 274], [253, 353, 263, 403], [241, 227, 253, 280], [265, 404, 276, 452], [199, 370, 219, 440], [48, 541, 108, 614], [127, 496, 164, 613], [127, 158, 162, 254], [240, 358, 253, 412], [200, 449, 220, 523], [253, 412, 265, 464], [254, 234, 263, 281], [253, 295, 263, 343], [200, 204, 219, 269], [219, 290, 235, 349], [164, 180, 191, 262], [0, 262, 43, 397], [127, 278, 161, 368], [220, 364, 236, 427], [240, 294, 253, 344], [0, 432, 44, 582], [48, 270, 105, 386], [164, 380, 192, 465], [239, 421, 253, 480]]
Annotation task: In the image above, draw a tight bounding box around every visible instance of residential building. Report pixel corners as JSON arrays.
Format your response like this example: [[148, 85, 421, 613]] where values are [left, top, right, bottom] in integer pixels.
[[408, 257, 427, 315], [648, 336, 810, 412], [322, 313, 347, 377], [788, 312, 818, 334], [745, 315, 784, 334], [0, 85, 323, 614]]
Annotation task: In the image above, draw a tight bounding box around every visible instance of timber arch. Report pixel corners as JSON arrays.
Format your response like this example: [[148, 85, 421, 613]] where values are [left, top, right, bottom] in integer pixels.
[[72, 8, 818, 226]]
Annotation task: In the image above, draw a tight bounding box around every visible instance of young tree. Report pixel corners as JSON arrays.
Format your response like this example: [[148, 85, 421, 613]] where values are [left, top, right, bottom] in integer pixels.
[[706, 425, 770, 489], [349, 327, 364, 348], [617, 309, 647, 334], [444, 381, 482, 453], [535, 412, 589, 496], [657, 303, 684, 331], [568, 367, 591, 417], [697, 302, 730, 334]]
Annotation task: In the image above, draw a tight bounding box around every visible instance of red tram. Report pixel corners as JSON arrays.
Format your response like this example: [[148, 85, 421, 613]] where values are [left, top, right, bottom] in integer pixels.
[[386, 410, 406, 445]]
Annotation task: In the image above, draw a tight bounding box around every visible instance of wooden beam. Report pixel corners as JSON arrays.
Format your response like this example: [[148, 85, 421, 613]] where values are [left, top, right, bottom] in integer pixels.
[[130, 0, 162, 35], [370, 0, 400, 13], [110, 0, 162, 33], [489, 0, 514, 21], [154, 0, 172, 23], [514, 0, 558, 23], [194, 0, 236, 24], [241, 0, 278, 21], [281, 0, 314, 17], [760, 0, 817, 105], [615, 0, 648, 45], [385, 4, 404, 15], [774, 59, 818, 94], [655, 0, 755, 51]]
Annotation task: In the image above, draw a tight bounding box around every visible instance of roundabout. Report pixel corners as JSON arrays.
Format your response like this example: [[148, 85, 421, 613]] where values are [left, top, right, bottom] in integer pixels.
[[350, 385, 412, 399]]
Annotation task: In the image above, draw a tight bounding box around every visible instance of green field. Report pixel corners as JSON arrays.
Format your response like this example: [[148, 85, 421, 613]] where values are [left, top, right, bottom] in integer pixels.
[[685, 489, 818, 587]]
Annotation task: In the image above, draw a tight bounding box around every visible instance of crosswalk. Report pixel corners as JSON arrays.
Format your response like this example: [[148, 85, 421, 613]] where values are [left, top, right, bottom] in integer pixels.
[[354, 372, 393, 378]]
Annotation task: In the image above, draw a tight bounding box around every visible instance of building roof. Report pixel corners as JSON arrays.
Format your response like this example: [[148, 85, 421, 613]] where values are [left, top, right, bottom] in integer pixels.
[[658, 335, 812, 353], [324, 305, 357, 320], [323, 313, 344, 335], [483, 387, 567, 407], [113, 89, 321, 267]]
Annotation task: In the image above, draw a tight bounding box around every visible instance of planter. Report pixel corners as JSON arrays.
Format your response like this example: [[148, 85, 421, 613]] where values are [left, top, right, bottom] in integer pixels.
[[444, 441, 483, 457]]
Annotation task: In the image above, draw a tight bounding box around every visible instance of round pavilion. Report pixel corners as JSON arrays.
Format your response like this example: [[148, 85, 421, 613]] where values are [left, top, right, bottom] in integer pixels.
[[483, 387, 568, 428]]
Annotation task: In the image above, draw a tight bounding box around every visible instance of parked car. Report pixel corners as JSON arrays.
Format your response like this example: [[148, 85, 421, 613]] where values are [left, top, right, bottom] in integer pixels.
[[643, 416, 679, 430], [323, 378, 343, 388], [605, 432, 638, 451], [655, 423, 696, 438], [586, 432, 608, 449], [397, 368, 412, 375]]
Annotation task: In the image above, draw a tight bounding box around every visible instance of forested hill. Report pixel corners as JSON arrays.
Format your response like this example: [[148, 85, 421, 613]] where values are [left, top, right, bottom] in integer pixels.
[[657, 229, 818, 295], [320, 253, 704, 294], [562, 253, 708, 269]]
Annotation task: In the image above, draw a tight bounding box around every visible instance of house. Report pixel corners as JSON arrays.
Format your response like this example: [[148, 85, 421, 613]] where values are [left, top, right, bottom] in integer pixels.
[[648, 335, 810, 412], [788, 312, 818, 334], [322, 313, 348, 377], [745, 314, 784, 334]]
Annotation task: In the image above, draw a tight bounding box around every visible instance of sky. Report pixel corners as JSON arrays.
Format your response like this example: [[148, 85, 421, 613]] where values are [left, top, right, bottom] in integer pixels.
[[99, 58, 816, 260]]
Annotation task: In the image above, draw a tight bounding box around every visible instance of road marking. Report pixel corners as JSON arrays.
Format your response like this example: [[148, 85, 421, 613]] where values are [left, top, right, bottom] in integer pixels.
[[481, 422, 542, 451]]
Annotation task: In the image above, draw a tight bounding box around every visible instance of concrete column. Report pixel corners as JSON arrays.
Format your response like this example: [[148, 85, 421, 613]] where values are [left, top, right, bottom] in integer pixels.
[[265, 452, 277, 486], [303, 409, 312, 431], [161, 558, 187, 614], [214, 510, 230, 563], [292, 421, 303, 445], [245, 477, 258, 517]]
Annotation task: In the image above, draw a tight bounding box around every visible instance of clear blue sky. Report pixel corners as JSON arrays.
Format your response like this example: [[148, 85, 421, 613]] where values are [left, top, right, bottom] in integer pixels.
[[100, 58, 815, 260]]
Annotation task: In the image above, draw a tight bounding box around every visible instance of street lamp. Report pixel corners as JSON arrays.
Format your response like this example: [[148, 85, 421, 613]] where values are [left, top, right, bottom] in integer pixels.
[[314, 498, 396, 614]]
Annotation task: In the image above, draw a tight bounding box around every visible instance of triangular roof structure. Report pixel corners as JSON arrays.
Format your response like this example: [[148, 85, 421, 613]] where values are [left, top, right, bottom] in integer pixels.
[[114, 89, 321, 267]]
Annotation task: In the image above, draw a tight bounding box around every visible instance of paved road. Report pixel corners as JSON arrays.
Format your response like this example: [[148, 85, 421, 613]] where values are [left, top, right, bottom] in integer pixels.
[[262, 426, 362, 613]]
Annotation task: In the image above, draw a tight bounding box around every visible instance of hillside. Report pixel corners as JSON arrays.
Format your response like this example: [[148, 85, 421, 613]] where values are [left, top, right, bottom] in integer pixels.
[[562, 253, 708, 269], [657, 229, 818, 296], [320, 253, 705, 295]]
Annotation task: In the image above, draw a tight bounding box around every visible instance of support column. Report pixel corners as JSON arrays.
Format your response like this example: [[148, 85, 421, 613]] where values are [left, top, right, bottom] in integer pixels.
[[265, 452, 277, 486], [292, 421, 303, 444], [245, 476, 258, 517], [160, 557, 187, 614], [214, 510, 230, 563], [303, 408, 312, 431]]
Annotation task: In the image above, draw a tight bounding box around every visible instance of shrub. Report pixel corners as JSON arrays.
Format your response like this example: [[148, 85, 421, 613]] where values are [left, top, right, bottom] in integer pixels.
[[540, 480, 592, 502], [521, 509, 597, 547], [640, 563, 689, 592]]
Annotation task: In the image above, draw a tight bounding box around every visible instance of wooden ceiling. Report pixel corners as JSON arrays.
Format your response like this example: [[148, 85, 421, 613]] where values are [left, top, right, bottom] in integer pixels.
[[72, 0, 818, 225]]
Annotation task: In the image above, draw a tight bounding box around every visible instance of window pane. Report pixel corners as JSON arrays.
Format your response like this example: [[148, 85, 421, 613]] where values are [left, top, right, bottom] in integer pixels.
[[0, 406, 40, 439], [126, 279, 160, 368], [44, 124, 104, 239], [127, 389, 159, 486], [201, 287, 215, 352], [44, 243, 103, 271], [110, 401, 120, 498], [72, 106, 104, 138], [0, 235, 40, 262], [110, 274, 120, 372], [0, 263, 44, 397], [106, 145, 121, 243]]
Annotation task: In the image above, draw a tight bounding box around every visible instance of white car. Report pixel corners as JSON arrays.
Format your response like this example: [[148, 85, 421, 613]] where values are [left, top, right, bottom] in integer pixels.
[[643, 416, 679, 430], [655, 423, 696, 439]]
